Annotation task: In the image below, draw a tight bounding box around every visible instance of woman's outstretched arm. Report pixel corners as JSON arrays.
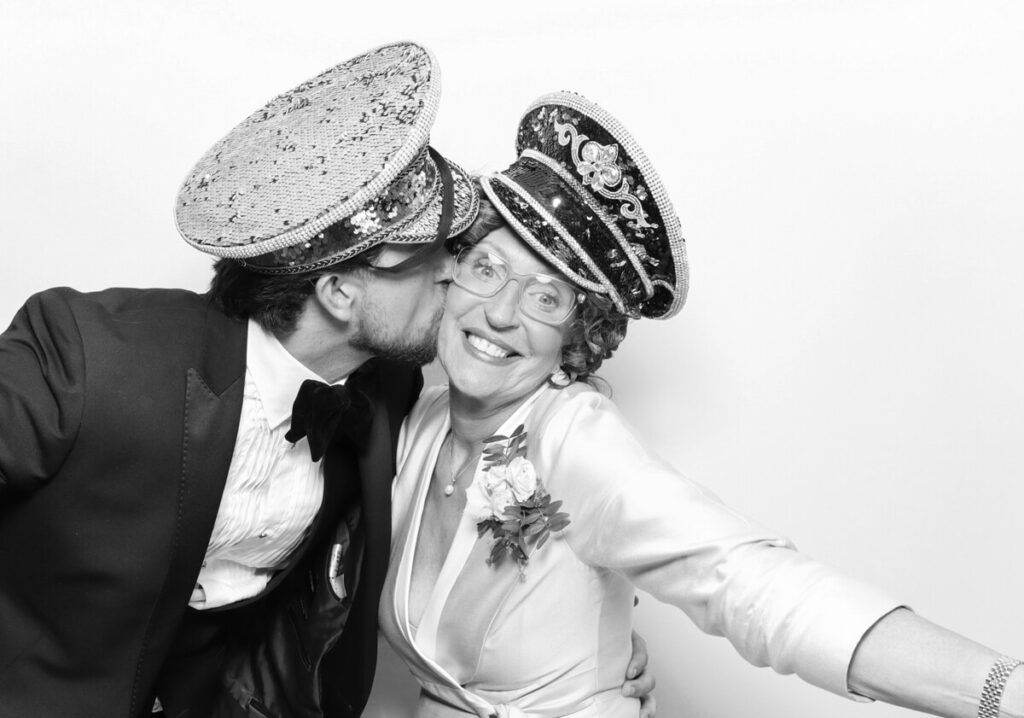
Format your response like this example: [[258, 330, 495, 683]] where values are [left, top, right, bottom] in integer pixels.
[[849, 608, 1022, 718]]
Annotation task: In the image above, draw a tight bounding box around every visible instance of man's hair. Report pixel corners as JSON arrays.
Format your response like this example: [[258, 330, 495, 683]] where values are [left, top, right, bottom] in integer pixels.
[[207, 245, 384, 334], [452, 191, 630, 384]]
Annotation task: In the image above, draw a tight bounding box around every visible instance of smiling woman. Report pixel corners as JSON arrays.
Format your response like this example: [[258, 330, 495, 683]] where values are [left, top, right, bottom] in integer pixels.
[[445, 194, 631, 386], [374, 90, 1024, 718], [438, 226, 576, 413]]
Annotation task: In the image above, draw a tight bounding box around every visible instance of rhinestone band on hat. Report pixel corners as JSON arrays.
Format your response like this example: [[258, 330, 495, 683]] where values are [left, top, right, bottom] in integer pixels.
[[517, 94, 689, 318], [385, 157, 480, 244], [481, 174, 611, 296], [486, 159, 653, 316], [520, 148, 655, 299], [485, 138, 671, 315], [243, 147, 438, 272], [978, 656, 1022, 718]]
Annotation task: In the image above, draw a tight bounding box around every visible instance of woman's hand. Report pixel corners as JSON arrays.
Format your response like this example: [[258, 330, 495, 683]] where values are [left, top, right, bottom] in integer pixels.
[[623, 629, 658, 717]]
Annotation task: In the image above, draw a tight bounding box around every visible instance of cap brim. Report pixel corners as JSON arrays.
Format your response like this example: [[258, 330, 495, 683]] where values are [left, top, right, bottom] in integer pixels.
[[479, 174, 613, 295]]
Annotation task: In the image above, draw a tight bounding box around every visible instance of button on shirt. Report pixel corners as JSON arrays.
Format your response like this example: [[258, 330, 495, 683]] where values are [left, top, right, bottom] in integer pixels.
[[190, 320, 344, 609]]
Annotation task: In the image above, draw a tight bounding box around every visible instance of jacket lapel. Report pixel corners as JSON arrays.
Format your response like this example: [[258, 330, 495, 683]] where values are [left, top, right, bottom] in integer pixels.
[[175, 305, 249, 587], [132, 306, 247, 713], [175, 367, 247, 589], [319, 378, 396, 717]]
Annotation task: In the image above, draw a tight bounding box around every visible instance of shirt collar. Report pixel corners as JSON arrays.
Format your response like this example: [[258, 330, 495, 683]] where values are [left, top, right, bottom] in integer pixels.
[[246, 319, 345, 429]]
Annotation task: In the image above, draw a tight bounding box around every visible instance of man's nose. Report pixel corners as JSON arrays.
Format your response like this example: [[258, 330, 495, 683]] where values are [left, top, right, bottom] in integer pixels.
[[435, 251, 455, 282]]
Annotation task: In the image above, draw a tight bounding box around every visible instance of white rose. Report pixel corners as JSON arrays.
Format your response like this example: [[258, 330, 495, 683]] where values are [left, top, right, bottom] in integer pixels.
[[465, 474, 493, 521], [486, 477, 515, 517], [506, 457, 538, 502], [485, 462, 510, 490]]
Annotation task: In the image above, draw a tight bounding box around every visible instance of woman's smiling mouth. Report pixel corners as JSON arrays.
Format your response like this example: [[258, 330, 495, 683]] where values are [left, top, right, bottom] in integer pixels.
[[464, 331, 520, 360]]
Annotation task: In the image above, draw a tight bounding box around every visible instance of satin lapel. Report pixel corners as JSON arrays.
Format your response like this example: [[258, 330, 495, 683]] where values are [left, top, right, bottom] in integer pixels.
[[356, 390, 396, 596], [284, 433, 359, 578], [320, 386, 397, 717], [395, 419, 449, 647]]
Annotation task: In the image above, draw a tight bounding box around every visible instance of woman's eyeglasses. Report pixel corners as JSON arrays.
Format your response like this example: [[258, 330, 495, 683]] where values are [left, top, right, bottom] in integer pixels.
[[452, 248, 581, 325]]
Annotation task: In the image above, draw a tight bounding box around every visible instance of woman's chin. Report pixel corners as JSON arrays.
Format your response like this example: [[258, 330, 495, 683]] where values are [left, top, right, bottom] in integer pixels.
[[447, 375, 498, 404], [448, 374, 554, 416]]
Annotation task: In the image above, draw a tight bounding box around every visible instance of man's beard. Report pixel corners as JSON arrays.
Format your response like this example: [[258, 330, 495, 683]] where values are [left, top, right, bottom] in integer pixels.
[[350, 300, 444, 366]]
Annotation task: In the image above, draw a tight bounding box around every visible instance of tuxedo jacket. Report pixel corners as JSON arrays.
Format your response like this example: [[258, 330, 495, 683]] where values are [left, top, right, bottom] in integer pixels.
[[0, 287, 421, 718]]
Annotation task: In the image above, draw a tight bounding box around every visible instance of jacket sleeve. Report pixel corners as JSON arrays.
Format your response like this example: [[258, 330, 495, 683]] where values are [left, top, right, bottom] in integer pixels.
[[533, 388, 902, 700], [0, 288, 86, 501]]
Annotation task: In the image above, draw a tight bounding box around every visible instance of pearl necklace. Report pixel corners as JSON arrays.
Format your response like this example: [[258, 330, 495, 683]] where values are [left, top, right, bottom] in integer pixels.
[[444, 432, 478, 497]]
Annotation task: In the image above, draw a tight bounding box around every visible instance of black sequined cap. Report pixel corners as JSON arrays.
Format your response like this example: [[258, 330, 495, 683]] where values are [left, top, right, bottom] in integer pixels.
[[480, 92, 688, 319], [175, 41, 478, 273]]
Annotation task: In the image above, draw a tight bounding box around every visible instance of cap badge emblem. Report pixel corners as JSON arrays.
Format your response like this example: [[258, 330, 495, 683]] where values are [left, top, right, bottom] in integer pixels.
[[553, 120, 653, 229]]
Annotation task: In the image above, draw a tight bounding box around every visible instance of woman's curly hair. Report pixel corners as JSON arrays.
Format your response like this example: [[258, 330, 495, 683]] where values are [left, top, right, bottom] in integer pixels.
[[453, 193, 630, 385], [561, 292, 629, 384]]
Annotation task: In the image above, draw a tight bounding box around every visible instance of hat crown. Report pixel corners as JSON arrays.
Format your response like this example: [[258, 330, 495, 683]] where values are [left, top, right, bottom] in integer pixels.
[[175, 42, 449, 264], [483, 91, 688, 319]]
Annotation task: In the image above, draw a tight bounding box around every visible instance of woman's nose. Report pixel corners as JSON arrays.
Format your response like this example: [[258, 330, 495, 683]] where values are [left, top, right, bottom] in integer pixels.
[[484, 280, 521, 327]]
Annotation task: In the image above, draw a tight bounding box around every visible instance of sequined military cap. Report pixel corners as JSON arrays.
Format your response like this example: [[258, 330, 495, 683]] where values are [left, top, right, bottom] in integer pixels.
[[480, 92, 688, 319], [175, 41, 478, 273]]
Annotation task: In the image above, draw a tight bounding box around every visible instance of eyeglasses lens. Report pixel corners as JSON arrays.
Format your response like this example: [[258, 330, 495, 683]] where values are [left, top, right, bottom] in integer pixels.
[[454, 249, 576, 323]]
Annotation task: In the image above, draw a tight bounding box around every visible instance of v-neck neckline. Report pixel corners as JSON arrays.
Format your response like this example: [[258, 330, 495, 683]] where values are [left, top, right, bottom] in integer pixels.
[[398, 385, 548, 662]]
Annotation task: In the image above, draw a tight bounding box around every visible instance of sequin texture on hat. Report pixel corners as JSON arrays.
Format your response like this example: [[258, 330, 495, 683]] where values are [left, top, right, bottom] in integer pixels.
[[481, 93, 687, 319], [245, 148, 435, 271], [176, 41, 478, 273]]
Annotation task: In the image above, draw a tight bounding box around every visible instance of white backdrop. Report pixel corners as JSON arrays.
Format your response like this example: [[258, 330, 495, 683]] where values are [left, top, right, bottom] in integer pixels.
[[2, 2, 1023, 717]]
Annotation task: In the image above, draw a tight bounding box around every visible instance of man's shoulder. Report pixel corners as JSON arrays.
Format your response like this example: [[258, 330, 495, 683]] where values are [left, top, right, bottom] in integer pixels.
[[33, 285, 208, 314], [10, 286, 210, 337], [32, 285, 243, 333], [19, 286, 211, 324], [19, 287, 245, 366]]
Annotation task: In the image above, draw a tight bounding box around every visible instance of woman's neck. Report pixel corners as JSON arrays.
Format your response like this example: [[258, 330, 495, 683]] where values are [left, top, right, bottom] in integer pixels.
[[447, 385, 541, 450]]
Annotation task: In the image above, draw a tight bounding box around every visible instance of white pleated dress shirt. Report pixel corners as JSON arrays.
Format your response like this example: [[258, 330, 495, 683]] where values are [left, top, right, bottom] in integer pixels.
[[190, 320, 339, 610]]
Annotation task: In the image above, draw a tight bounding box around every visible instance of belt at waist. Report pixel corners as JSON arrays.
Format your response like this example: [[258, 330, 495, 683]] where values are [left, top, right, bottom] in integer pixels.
[[416, 686, 639, 718]]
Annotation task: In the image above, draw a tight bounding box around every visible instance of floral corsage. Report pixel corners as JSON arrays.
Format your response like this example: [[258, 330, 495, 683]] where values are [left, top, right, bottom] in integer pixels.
[[467, 424, 571, 573]]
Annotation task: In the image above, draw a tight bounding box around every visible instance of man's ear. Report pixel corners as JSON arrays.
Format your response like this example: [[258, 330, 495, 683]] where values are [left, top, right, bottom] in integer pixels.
[[313, 271, 362, 323]]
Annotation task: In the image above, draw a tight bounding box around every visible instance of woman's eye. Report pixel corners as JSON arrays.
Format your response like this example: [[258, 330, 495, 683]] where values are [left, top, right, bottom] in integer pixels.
[[530, 290, 561, 310], [473, 262, 496, 279]]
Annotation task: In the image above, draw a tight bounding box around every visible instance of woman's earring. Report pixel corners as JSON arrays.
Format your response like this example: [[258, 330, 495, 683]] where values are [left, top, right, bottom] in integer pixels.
[[549, 367, 573, 388]]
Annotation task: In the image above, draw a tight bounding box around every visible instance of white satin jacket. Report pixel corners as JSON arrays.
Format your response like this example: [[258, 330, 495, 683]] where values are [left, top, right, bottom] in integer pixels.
[[379, 383, 900, 717]]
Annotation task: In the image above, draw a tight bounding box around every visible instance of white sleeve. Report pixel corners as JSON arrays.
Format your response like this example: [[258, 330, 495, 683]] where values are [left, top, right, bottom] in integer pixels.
[[532, 388, 903, 700]]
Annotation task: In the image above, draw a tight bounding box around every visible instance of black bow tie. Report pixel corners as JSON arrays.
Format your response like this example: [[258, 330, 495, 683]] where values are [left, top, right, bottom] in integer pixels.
[[285, 361, 378, 461]]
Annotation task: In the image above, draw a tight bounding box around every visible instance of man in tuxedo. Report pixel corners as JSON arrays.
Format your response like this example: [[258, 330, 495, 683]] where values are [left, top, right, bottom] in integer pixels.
[[0, 43, 654, 718], [0, 42, 475, 718]]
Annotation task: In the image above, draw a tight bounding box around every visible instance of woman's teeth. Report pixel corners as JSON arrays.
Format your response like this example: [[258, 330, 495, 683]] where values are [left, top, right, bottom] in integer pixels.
[[467, 333, 512, 359]]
